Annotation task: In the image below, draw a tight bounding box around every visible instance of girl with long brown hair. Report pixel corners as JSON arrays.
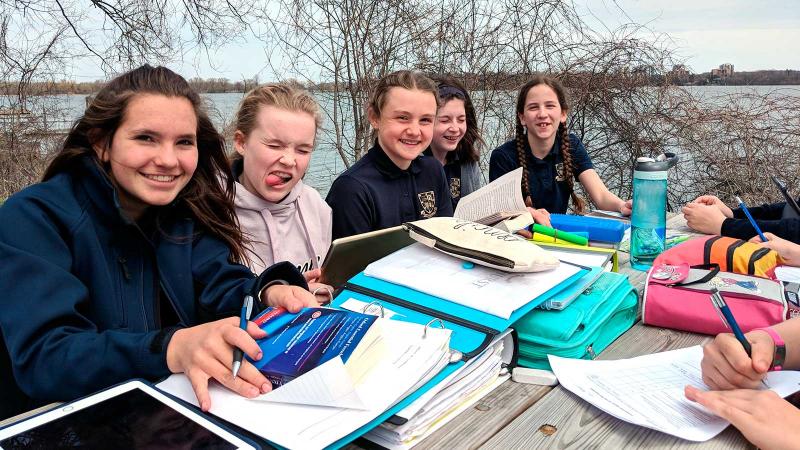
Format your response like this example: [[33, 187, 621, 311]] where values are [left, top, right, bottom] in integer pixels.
[[489, 76, 631, 224], [0, 65, 317, 420], [424, 76, 483, 208]]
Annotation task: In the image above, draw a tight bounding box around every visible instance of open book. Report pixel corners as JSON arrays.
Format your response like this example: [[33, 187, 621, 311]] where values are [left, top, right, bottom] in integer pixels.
[[454, 167, 532, 232]]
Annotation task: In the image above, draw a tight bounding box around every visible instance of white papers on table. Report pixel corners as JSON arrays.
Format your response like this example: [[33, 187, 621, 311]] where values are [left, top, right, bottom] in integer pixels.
[[776, 265, 800, 283], [549, 345, 800, 442], [157, 319, 451, 450], [364, 243, 581, 319], [454, 167, 526, 224], [365, 336, 509, 449]]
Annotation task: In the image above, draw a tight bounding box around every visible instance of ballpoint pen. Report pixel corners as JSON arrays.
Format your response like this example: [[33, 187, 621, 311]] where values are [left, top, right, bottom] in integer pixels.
[[709, 287, 769, 387], [232, 293, 254, 378], [735, 196, 767, 242]]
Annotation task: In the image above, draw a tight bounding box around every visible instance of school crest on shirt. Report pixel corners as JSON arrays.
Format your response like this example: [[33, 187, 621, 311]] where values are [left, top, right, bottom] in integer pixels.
[[449, 177, 461, 199], [555, 162, 565, 182], [418, 191, 438, 218]]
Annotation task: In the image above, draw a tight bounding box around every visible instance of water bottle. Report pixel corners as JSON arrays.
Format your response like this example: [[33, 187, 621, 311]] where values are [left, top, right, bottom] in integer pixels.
[[630, 153, 678, 271]]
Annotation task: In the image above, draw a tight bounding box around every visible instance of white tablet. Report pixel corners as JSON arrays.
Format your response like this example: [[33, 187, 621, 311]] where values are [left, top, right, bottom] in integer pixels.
[[0, 379, 257, 449]]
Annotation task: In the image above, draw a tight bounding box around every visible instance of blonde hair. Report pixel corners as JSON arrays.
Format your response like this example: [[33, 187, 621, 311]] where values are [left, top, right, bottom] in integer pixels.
[[234, 82, 323, 140]]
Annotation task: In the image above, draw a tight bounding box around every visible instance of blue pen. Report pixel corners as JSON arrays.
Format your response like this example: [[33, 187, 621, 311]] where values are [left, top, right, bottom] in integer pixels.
[[709, 288, 769, 387], [231, 294, 254, 378], [735, 196, 767, 242]]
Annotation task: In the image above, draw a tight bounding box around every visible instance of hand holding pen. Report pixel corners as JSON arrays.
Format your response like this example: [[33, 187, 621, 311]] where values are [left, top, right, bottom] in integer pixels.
[[735, 196, 768, 242], [232, 294, 255, 378], [702, 288, 773, 390]]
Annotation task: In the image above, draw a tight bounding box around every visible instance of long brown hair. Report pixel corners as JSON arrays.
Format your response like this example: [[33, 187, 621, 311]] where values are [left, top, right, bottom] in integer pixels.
[[514, 75, 585, 213], [429, 75, 482, 164], [43, 64, 247, 263]]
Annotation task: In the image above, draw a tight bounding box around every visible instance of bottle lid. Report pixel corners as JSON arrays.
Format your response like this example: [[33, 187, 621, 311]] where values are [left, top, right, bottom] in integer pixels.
[[635, 153, 678, 172]]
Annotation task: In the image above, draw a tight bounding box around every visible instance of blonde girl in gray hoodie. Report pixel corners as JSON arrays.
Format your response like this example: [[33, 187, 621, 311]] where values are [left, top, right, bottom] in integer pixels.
[[231, 84, 333, 301]]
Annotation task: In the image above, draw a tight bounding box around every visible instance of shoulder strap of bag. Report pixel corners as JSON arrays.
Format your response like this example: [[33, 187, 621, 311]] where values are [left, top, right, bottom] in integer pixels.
[[667, 263, 720, 287]]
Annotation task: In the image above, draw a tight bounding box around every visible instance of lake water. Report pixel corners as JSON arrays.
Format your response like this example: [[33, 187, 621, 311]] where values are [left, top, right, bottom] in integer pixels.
[[7, 85, 800, 198]]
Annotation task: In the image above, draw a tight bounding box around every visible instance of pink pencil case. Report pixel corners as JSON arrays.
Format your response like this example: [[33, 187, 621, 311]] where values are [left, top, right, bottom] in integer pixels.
[[643, 263, 790, 335]]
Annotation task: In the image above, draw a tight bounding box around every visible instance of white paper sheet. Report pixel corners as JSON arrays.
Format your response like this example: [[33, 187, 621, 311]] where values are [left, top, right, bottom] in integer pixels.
[[157, 319, 451, 450], [252, 357, 367, 409], [454, 167, 526, 223], [549, 345, 800, 442], [776, 266, 800, 283], [364, 243, 581, 319]]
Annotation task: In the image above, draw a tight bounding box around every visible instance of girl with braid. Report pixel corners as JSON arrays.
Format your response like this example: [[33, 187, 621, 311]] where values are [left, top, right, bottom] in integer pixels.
[[489, 76, 631, 225]]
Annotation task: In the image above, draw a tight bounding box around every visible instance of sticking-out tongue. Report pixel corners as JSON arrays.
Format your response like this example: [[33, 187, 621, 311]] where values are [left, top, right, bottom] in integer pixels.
[[265, 174, 284, 186]]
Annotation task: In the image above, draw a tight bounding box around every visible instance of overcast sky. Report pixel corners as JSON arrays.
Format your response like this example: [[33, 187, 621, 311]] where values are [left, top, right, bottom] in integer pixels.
[[577, 0, 800, 72], [69, 0, 800, 80]]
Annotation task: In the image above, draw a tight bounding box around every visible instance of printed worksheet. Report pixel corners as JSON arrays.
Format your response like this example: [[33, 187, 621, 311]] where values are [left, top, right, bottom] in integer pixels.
[[550, 346, 800, 441], [364, 243, 581, 319]]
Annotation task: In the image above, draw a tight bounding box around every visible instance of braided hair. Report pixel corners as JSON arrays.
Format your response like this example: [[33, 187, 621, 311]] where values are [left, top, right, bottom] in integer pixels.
[[514, 76, 585, 213]]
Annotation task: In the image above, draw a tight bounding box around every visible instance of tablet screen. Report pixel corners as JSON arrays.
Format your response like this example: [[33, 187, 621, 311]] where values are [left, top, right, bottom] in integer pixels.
[[0, 388, 237, 449]]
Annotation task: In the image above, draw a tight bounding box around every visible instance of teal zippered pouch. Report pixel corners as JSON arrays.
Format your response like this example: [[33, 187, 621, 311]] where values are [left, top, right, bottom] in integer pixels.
[[513, 271, 638, 369]]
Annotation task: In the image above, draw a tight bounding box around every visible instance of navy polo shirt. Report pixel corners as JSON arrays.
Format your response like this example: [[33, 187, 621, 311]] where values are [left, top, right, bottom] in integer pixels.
[[423, 148, 463, 210], [326, 145, 454, 240], [489, 133, 593, 214]]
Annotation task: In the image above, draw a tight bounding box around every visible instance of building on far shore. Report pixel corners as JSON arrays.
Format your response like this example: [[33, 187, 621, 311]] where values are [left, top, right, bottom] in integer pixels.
[[711, 63, 734, 77]]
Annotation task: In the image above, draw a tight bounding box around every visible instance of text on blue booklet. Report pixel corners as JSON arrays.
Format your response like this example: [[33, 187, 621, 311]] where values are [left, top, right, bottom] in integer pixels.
[[248, 306, 379, 387]]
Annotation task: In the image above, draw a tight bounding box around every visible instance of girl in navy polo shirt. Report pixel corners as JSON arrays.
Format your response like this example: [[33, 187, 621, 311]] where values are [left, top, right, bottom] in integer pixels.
[[489, 76, 631, 223], [326, 71, 453, 239], [424, 76, 484, 209]]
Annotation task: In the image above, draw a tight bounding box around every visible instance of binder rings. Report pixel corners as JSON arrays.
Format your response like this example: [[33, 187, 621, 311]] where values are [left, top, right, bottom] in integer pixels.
[[325, 263, 587, 448]]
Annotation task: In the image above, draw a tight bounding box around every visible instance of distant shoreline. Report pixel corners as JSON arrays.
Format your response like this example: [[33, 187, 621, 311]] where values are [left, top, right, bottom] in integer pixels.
[[3, 69, 800, 96]]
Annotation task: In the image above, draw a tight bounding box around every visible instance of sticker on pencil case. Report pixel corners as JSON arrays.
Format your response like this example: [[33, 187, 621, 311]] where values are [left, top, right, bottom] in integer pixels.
[[710, 276, 761, 293], [650, 263, 689, 283]]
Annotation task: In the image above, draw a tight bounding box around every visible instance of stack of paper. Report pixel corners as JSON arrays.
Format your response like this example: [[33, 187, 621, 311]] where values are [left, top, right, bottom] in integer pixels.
[[364, 335, 509, 449], [364, 243, 582, 319], [157, 319, 451, 450]]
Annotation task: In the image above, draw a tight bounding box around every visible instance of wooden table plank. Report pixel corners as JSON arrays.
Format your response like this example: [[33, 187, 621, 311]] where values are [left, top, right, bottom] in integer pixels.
[[413, 381, 551, 450], [480, 325, 754, 450]]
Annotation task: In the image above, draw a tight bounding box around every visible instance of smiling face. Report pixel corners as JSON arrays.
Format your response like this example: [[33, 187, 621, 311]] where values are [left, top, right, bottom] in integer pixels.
[[431, 98, 467, 156], [95, 94, 199, 220], [369, 87, 437, 170], [518, 83, 567, 148], [234, 105, 316, 203]]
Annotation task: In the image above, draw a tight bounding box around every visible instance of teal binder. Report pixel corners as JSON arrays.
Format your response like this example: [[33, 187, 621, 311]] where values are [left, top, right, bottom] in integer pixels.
[[323, 265, 588, 448]]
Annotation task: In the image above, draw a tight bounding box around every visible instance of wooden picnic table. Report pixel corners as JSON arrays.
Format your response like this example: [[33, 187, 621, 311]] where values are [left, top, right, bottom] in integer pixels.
[[1, 215, 755, 449], [402, 214, 755, 450]]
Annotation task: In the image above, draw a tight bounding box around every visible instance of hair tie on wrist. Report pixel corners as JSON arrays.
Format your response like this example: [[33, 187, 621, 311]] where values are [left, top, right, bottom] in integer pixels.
[[312, 286, 333, 305]]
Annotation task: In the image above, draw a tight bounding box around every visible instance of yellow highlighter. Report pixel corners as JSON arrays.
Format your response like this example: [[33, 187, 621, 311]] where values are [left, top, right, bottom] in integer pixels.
[[531, 232, 572, 245]]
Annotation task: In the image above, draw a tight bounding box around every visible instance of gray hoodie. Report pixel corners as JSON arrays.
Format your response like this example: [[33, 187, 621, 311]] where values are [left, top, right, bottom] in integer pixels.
[[234, 179, 332, 275]]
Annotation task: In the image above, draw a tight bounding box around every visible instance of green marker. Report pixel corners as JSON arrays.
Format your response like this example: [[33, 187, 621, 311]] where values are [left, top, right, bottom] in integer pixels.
[[532, 224, 589, 246]]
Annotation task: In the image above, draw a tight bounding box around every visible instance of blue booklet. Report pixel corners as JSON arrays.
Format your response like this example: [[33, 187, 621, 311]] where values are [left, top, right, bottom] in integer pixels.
[[247, 307, 379, 387]]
